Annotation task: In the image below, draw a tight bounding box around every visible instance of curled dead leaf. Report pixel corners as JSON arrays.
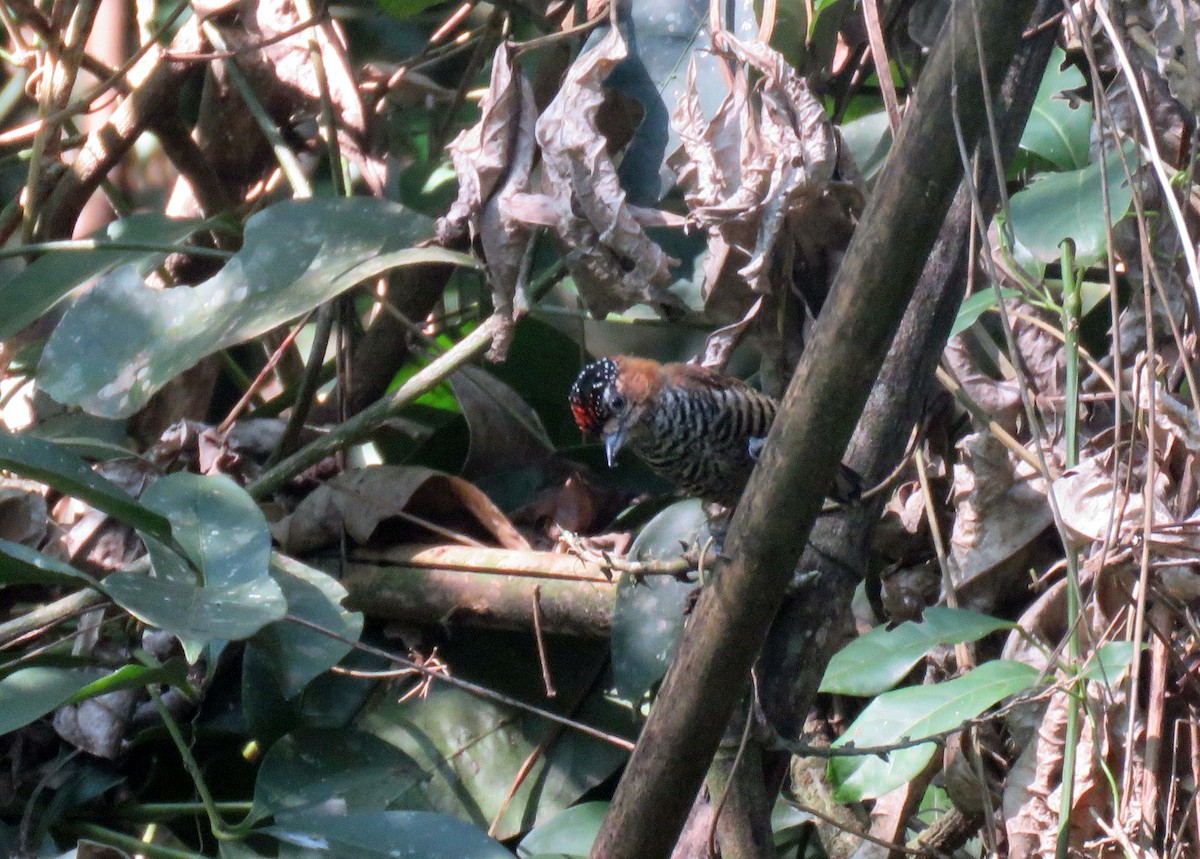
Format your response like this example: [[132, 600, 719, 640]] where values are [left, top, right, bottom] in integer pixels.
[[271, 466, 529, 554], [694, 296, 763, 371], [672, 32, 862, 300], [950, 432, 1052, 593], [1051, 452, 1172, 546], [436, 43, 538, 360], [1003, 682, 1134, 859], [533, 27, 682, 318]]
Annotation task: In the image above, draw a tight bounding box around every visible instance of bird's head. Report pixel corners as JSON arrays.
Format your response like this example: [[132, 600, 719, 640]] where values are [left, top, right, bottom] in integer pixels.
[[569, 357, 647, 467]]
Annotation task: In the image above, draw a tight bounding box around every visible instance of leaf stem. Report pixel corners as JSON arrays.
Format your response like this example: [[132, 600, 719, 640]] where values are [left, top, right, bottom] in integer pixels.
[[150, 688, 249, 840], [68, 821, 212, 859], [247, 315, 500, 498], [1055, 238, 1084, 859]]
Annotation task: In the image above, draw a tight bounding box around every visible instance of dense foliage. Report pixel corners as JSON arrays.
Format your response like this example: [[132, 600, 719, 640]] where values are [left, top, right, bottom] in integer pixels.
[[1, 0, 1199, 857]]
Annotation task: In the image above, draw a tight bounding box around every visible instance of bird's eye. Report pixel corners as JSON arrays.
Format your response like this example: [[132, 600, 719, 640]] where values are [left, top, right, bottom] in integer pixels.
[[607, 391, 626, 411]]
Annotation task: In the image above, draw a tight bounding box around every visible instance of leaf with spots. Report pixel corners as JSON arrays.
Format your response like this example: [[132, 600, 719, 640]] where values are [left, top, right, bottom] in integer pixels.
[[38, 198, 474, 418], [103, 472, 285, 663]]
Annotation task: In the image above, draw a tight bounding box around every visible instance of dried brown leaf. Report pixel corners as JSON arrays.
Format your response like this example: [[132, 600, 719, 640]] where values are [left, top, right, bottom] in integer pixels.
[[0, 478, 48, 546], [271, 465, 529, 554], [943, 335, 1024, 431], [1051, 452, 1172, 545], [218, 0, 384, 193], [681, 33, 849, 294], [694, 296, 763, 371], [437, 44, 539, 359], [1149, 0, 1200, 116], [54, 690, 138, 759], [534, 27, 680, 317], [669, 58, 747, 211], [1004, 682, 1133, 859], [950, 432, 1052, 591]]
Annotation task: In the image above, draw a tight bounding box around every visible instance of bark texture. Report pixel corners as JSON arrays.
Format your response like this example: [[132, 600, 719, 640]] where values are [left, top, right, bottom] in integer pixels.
[[588, 3, 1041, 857]]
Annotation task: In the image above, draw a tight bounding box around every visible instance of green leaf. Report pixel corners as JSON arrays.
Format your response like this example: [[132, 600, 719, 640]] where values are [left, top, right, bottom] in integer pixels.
[[1019, 47, 1092, 170], [242, 644, 383, 748], [251, 728, 427, 824], [0, 666, 109, 734], [840, 111, 893, 181], [829, 660, 1040, 802], [0, 213, 224, 340], [103, 473, 285, 662], [67, 657, 190, 703], [1008, 142, 1137, 267], [376, 0, 444, 17], [950, 288, 1022, 337], [0, 539, 98, 587], [771, 0, 852, 71], [248, 555, 364, 699], [359, 633, 628, 840], [0, 430, 173, 544], [517, 802, 608, 858], [601, 0, 757, 204], [1081, 641, 1140, 686], [398, 160, 459, 217], [611, 500, 708, 707], [39, 198, 474, 418], [267, 810, 513, 859], [821, 607, 1014, 697]]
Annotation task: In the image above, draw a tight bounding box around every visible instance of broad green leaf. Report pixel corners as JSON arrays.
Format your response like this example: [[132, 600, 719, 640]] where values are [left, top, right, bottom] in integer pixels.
[[221, 841, 274, 859], [248, 555, 364, 699], [103, 473, 284, 662], [771, 800, 817, 848], [242, 643, 383, 748], [840, 111, 892, 181], [821, 607, 1014, 697], [0, 430, 172, 544], [611, 500, 708, 707], [517, 802, 608, 858], [772, 0, 852, 71], [267, 810, 512, 859], [598, 0, 757, 204], [360, 633, 628, 840], [0, 539, 97, 587], [487, 317, 599, 447], [0, 666, 109, 734], [1019, 47, 1092, 170], [1008, 142, 1137, 267], [398, 160, 459, 217], [950, 288, 1021, 337], [829, 660, 1040, 802], [1081, 641, 1140, 686], [251, 728, 426, 824], [39, 198, 474, 418], [0, 213, 224, 340]]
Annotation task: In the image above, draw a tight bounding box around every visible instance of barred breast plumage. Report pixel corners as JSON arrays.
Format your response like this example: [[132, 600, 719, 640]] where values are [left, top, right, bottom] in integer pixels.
[[569, 356, 776, 507]]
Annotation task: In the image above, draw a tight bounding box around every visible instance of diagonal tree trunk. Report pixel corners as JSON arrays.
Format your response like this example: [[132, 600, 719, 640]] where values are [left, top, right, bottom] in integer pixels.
[[588, 2, 1042, 857]]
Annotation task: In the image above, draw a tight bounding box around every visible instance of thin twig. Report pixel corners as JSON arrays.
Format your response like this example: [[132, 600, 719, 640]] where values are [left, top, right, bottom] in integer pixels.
[[284, 613, 634, 750], [780, 796, 947, 858], [532, 585, 557, 698]]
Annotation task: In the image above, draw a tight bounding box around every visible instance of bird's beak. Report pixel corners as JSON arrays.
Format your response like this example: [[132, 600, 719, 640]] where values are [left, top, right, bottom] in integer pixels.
[[603, 426, 628, 467]]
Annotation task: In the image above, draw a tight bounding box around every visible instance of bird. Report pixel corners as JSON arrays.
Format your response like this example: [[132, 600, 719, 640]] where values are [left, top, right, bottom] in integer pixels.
[[569, 356, 776, 507]]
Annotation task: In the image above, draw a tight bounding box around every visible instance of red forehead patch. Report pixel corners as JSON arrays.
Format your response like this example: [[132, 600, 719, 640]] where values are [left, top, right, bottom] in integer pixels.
[[569, 358, 619, 436]]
